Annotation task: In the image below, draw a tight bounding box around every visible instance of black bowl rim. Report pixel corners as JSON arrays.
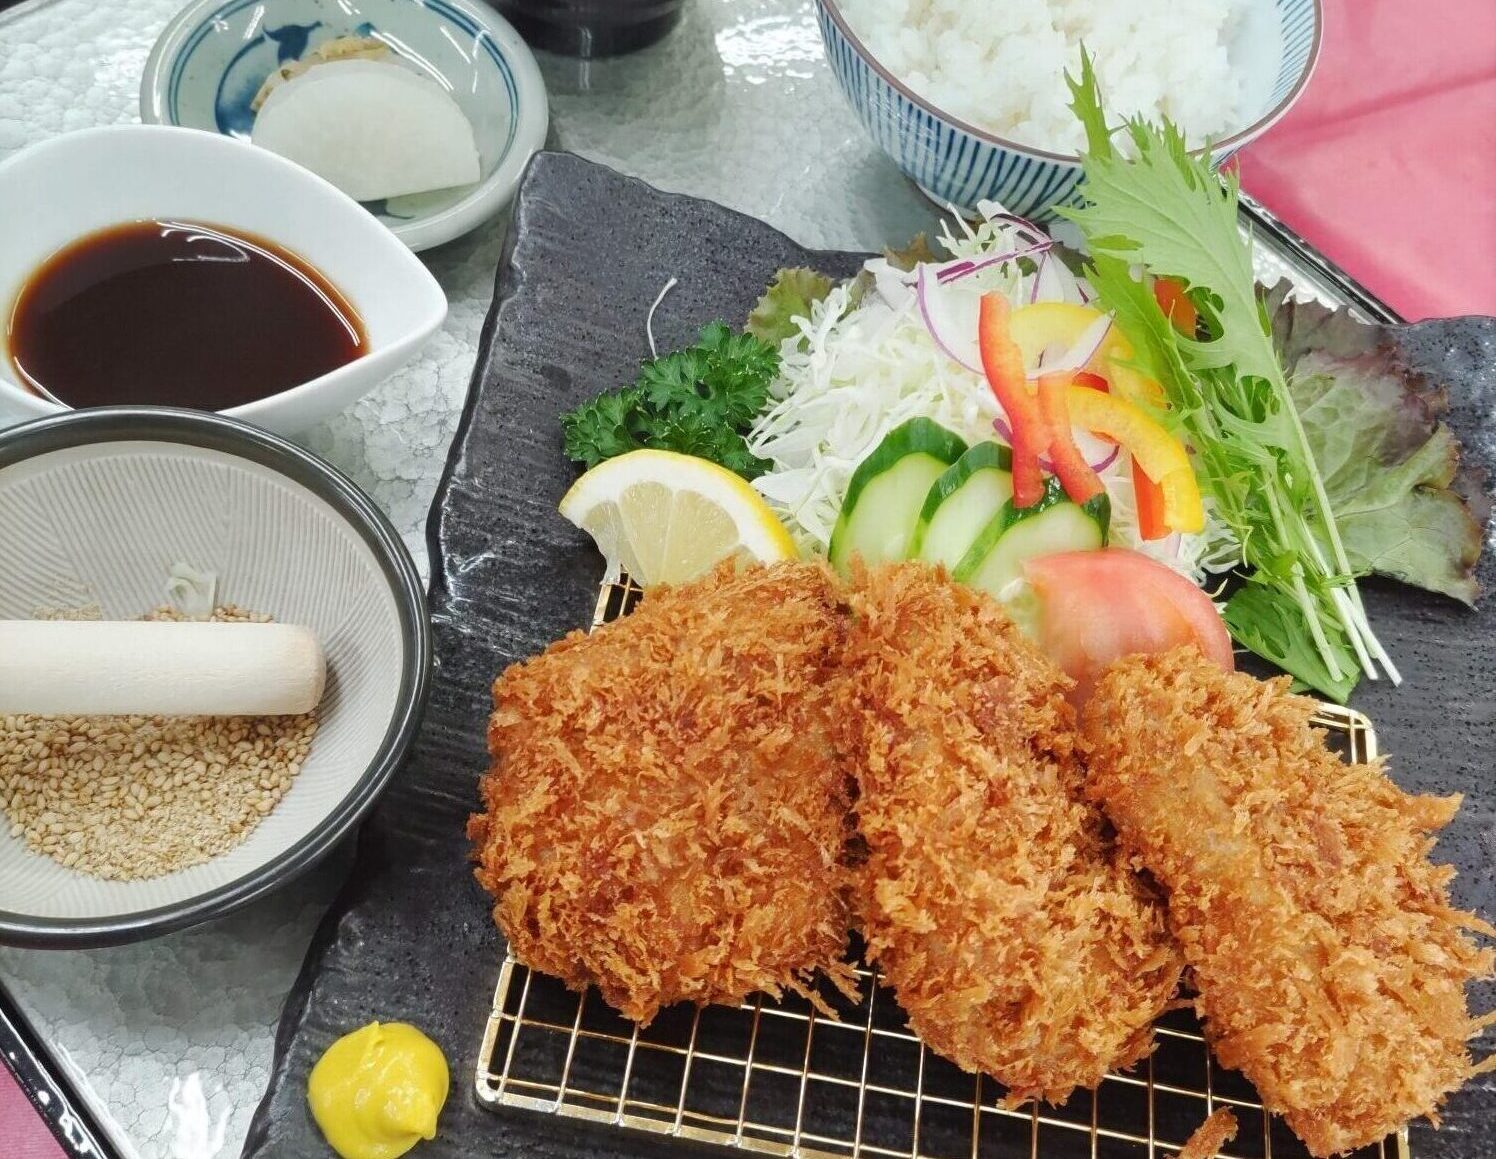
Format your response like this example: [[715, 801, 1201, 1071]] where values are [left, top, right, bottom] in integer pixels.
[[0, 406, 433, 948], [816, 0, 1325, 166]]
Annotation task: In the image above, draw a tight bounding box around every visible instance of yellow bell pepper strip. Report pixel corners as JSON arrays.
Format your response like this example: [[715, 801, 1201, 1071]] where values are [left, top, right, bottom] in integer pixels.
[[1072, 348, 1178, 538], [1005, 302, 1101, 368], [1062, 383, 1206, 534], [1004, 301, 1170, 412], [1036, 373, 1105, 504], [978, 294, 1047, 508]]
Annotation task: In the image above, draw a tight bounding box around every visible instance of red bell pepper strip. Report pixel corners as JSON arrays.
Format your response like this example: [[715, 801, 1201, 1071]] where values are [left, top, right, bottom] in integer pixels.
[[1132, 458, 1170, 541], [978, 293, 1046, 508], [1153, 277, 1198, 336], [1036, 374, 1105, 504]]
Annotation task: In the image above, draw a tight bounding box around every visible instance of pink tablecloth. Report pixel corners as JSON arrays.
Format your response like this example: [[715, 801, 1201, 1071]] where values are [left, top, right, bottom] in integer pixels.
[[0, 1062, 67, 1159], [1237, 0, 1496, 321]]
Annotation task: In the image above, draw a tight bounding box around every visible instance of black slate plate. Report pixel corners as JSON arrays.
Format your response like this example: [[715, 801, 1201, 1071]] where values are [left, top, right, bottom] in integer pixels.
[[245, 152, 1496, 1159]]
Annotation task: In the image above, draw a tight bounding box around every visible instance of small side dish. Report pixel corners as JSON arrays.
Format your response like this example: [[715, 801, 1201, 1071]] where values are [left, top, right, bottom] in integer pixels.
[[308, 1021, 449, 1159], [0, 125, 448, 433], [140, 0, 549, 252], [0, 600, 321, 881], [0, 406, 429, 945], [8, 220, 364, 411], [251, 56, 482, 204]]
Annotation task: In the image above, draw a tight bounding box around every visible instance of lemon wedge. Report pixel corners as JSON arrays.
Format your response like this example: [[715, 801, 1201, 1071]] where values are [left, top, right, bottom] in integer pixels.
[[559, 450, 796, 586]]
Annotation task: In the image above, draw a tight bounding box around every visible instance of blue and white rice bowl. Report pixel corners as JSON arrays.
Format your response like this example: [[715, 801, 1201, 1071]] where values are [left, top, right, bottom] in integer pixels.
[[141, 0, 548, 251], [815, 0, 1322, 221]]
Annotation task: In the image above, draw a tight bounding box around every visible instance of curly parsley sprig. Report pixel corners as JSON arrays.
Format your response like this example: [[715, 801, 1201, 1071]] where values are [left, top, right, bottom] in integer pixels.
[[561, 322, 778, 480]]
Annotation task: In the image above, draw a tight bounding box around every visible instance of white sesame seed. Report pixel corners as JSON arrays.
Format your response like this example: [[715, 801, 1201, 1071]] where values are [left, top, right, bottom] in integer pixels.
[[0, 605, 320, 881]]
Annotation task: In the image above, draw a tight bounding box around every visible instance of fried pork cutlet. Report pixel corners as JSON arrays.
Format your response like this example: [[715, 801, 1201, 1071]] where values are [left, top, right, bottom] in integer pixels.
[[468, 561, 856, 1025], [836, 563, 1183, 1105], [1082, 649, 1496, 1157]]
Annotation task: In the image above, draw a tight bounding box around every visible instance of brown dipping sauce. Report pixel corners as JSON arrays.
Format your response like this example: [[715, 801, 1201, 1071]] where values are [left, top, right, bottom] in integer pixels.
[[6, 220, 365, 409]]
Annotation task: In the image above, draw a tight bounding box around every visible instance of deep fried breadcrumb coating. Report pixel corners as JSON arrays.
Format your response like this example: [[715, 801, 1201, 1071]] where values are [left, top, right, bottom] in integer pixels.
[[1177, 1108, 1238, 1159], [469, 561, 856, 1025], [1082, 648, 1495, 1157], [836, 563, 1183, 1105]]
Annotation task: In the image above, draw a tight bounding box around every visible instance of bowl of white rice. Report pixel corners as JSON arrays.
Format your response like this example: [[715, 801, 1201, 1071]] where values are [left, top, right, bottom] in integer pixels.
[[817, 0, 1321, 219]]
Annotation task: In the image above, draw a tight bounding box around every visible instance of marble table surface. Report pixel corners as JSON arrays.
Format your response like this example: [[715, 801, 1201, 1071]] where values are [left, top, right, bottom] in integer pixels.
[[0, 1, 940, 1154]]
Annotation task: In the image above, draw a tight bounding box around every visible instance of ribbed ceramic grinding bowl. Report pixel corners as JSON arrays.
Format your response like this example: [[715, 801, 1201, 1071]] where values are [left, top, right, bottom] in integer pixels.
[[0, 408, 431, 947]]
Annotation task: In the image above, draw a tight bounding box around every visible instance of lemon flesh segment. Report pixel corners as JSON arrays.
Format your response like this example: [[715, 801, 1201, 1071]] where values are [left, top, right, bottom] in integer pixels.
[[559, 450, 795, 586]]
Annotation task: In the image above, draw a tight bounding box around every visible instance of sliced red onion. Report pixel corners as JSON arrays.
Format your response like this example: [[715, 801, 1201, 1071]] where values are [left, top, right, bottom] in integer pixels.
[[1027, 313, 1113, 381], [1074, 427, 1120, 472], [1045, 257, 1086, 305], [1090, 443, 1121, 472], [916, 263, 982, 373], [936, 240, 1053, 285], [1031, 251, 1070, 304], [991, 416, 1119, 474], [977, 202, 1051, 246]]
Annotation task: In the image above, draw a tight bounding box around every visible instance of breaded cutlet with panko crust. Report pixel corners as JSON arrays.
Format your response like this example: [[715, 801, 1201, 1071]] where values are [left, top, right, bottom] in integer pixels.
[[836, 563, 1183, 1105], [468, 560, 857, 1025], [1082, 648, 1495, 1157]]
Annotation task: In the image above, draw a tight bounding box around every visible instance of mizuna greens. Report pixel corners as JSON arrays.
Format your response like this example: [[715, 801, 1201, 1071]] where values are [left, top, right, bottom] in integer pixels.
[[1063, 52, 1399, 701]]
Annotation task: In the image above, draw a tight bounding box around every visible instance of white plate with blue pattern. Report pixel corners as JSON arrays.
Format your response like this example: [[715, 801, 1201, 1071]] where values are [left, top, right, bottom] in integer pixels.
[[141, 0, 548, 251]]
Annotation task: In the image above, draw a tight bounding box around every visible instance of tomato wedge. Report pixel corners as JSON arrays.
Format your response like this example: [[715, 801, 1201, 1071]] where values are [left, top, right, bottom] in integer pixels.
[[1023, 548, 1233, 702]]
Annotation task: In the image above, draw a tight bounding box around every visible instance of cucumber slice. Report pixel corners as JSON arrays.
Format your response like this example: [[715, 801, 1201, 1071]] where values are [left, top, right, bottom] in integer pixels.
[[829, 418, 967, 572], [954, 479, 1110, 600], [910, 443, 1013, 570]]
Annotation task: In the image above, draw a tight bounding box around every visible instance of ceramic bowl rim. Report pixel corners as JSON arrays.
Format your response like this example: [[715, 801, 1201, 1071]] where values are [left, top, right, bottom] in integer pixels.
[[816, 0, 1324, 166], [138, 0, 550, 252], [0, 123, 449, 426], [0, 406, 433, 949]]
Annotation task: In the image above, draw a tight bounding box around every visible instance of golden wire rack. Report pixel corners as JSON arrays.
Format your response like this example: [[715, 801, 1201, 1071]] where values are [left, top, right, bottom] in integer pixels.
[[475, 575, 1406, 1159]]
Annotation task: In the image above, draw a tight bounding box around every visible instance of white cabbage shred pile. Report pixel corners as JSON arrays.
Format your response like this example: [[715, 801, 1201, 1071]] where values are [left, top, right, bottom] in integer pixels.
[[747, 204, 1237, 586]]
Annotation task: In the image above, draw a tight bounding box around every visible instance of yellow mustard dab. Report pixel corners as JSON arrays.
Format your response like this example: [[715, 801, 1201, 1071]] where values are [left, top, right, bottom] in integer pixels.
[[308, 1022, 449, 1159]]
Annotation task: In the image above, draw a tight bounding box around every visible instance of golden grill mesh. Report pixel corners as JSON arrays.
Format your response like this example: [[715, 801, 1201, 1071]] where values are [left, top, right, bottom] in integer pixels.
[[475, 574, 1406, 1159]]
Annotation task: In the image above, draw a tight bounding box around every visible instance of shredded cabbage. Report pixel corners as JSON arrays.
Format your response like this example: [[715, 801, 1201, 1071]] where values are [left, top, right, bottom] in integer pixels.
[[747, 205, 1237, 587]]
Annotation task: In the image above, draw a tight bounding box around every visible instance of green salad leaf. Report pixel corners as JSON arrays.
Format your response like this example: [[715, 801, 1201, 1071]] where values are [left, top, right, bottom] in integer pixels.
[[746, 268, 834, 347], [561, 322, 778, 479], [1269, 288, 1488, 605], [1063, 50, 1398, 701], [1222, 584, 1360, 703], [883, 233, 941, 272]]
